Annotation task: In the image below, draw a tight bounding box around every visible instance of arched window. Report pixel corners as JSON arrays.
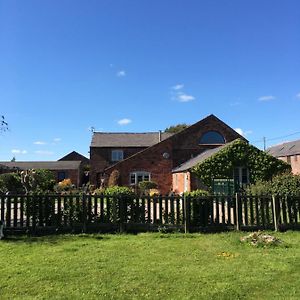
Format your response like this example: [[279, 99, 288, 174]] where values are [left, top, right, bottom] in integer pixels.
[[199, 131, 225, 144]]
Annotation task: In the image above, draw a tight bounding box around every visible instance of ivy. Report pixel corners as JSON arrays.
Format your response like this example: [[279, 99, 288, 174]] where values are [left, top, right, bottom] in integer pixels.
[[192, 139, 291, 188]]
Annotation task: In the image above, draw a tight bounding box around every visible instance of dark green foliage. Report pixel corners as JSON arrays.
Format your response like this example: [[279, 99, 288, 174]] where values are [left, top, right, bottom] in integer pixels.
[[32, 169, 56, 192], [0, 173, 24, 194], [94, 186, 136, 223], [247, 173, 300, 197], [192, 139, 291, 188], [184, 189, 211, 226], [164, 123, 189, 133], [0, 115, 8, 132], [138, 181, 157, 195]]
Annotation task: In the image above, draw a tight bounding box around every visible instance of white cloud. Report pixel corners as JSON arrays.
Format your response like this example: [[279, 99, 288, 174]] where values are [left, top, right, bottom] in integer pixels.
[[177, 93, 195, 102], [116, 70, 126, 77], [258, 95, 276, 101], [234, 128, 253, 137], [11, 149, 27, 154], [296, 92, 300, 99], [53, 138, 62, 142], [117, 118, 132, 126], [172, 84, 184, 90], [35, 150, 54, 155], [34, 141, 46, 145]]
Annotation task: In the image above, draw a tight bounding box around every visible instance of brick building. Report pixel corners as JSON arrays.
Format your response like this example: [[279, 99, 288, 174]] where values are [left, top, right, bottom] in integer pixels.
[[0, 151, 89, 186], [0, 161, 83, 186], [90, 114, 244, 194], [267, 139, 300, 174]]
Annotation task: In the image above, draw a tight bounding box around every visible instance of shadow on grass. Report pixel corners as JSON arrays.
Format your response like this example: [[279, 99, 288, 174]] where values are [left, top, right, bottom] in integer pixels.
[[0, 233, 111, 244]]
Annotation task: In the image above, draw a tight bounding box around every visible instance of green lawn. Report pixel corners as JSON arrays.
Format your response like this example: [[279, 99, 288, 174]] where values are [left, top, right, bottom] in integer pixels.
[[0, 231, 299, 299]]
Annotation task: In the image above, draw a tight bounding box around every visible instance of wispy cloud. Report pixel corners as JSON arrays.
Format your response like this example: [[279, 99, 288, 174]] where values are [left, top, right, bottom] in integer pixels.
[[34, 141, 46, 145], [234, 128, 253, 137], [296, 92, 300, 99], [230, 101, 241, 107], [172, 84, 184, 90], [53, 138, 62, 143], [177, 93, 195, 102], [11, 149, 27, 154], [35, 150, 54, 156], [117, 118, 132, 126], [171, 83, 195, 103], [116, 70, 126, 77], [258, 95, 276, 101]]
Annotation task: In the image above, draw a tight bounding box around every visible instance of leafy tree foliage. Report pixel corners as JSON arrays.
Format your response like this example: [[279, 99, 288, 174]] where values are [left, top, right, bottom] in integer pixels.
[[192, 139, 291, 188], [247, 173, 300, 196], [164, 123, 189, 133], [1, 115, 8, 132], [0, 173, 23, 194]]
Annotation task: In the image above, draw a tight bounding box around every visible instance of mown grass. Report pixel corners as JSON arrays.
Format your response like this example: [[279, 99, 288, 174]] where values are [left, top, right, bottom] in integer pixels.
[[0, 231, 299, 299]]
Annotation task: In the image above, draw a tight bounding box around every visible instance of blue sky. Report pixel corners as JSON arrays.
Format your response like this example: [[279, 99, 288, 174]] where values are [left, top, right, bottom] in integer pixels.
[[0, 0, 300, 161]]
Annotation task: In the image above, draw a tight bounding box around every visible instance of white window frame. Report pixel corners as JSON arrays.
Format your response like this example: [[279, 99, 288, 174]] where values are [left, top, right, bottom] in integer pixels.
[[111, 150, 124, 162], [129, 171, 151, 185]]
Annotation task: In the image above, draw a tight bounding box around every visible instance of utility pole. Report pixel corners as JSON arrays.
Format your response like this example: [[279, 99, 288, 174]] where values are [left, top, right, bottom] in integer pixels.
[[263, 136, 266, 151]]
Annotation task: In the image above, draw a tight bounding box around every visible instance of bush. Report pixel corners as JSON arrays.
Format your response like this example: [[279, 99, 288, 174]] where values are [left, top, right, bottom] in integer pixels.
[[246, 173, 300, 196], [0, 173, 24, 194], [184, 189, 210, 197], [138, 181, 158, 195], [54, 179, 74, 193]]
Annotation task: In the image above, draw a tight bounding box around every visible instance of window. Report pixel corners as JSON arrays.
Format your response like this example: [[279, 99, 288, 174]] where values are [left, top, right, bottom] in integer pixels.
[[130, 172, 150, 185], [58, 171, 67, 181], [111, 150, 124, 162], [295, 155, 298, 162], [199, 131, 225, 144], [287, 156, 291, 164], [233, 167, 249, 187]]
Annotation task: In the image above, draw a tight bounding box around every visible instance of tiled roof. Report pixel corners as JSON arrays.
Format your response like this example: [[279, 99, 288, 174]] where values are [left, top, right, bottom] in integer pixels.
[[59, 151, 89, 162], [267, 139, 300, 157], [91, 132, 174, 147], [172, 145, 227, 173], [0, 161, 82, 170]]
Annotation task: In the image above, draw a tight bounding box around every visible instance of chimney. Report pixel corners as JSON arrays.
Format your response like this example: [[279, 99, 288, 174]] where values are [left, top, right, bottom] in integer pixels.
[[158, 130, 162, 142]]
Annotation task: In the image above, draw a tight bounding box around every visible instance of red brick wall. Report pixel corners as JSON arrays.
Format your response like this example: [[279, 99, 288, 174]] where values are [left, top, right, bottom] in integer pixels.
[[90, 147, 147, 185], [94, 115, 243, 193], [278, 155, 300, 175], [172, 172, 191, 194], [106, 141, 174, 194]]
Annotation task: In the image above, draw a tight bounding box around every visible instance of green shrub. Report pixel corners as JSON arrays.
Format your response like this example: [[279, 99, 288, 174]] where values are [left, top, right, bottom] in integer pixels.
[[138, 181, 158, 195], [0, 173, 24, 194], [184, 189, 210, 197], [246, 173, 300, 196]]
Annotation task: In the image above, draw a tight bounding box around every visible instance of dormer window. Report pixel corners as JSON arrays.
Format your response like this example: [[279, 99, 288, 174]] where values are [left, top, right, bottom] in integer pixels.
[[111, 150, 124, 162], [199, 131, 225, 145]]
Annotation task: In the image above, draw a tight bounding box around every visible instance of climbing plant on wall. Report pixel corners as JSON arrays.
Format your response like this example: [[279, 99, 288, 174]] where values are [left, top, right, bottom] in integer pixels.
[[192, 139, 291, 188]]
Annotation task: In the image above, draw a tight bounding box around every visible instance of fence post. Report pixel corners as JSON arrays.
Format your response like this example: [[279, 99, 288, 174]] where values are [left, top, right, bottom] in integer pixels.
[[235, 193, 240, 231], [184, 194, 190, 233], [272, 195, 278, 232], [119, 195, 126, 233], [82, 193, 87, 233]]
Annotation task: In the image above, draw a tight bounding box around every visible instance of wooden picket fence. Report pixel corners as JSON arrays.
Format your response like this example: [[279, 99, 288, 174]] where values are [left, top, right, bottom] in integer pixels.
[[0, 194, 299, 235]]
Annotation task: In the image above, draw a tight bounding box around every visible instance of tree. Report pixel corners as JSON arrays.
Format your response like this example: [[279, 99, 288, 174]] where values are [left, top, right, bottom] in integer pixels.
[[1, 116, 8, 132], [164, 123, 189, 133]]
